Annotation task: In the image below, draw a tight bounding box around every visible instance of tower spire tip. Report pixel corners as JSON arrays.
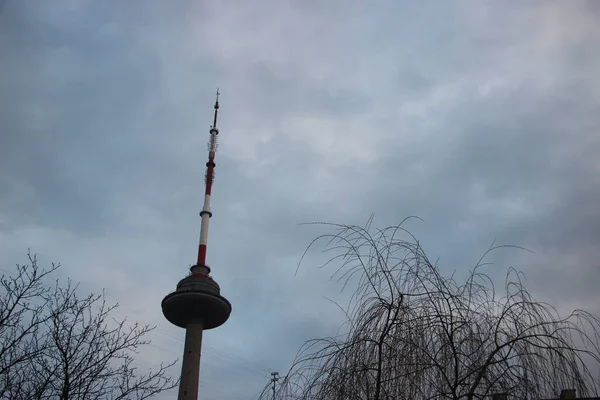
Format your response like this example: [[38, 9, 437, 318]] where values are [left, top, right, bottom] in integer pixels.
[[212, 88, 220, 128]]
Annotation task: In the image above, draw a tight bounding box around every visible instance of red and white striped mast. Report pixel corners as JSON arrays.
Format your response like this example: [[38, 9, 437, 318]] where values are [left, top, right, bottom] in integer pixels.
[[162, 90, 231, 400], [196, 89, 220, 270]]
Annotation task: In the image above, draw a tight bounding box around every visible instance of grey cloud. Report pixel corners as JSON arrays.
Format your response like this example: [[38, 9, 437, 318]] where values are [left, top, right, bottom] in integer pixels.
[[1, 1, 600, 399], [0, 2, 164, 235], [368, 59, 600, 302], [240, 62, 371, 117]]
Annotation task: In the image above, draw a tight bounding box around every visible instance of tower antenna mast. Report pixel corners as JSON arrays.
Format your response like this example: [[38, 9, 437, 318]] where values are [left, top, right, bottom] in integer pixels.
[[162, 90, 232, 400], [197, 88, 220, 268]]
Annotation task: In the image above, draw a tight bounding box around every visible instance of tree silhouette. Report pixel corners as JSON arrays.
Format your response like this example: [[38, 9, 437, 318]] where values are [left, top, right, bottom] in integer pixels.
[[0, 253, 177, 399], [272, 219, 600, 400]]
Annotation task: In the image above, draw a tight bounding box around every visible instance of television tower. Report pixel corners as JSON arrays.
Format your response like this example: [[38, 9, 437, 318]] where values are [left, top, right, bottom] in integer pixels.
[[162, 90, 232, 399]]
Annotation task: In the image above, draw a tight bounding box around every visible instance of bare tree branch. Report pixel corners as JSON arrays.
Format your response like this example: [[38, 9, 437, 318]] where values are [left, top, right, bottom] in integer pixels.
[[0, 254, 177, 399], [274, 221, 600, 400]]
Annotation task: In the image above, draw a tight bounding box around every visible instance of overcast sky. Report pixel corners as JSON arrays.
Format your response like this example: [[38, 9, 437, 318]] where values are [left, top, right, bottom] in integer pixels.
[[1, 1, 599, 399]]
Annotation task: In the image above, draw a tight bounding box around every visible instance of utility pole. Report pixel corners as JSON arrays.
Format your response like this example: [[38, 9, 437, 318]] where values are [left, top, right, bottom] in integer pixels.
[[270, 372, 280, 400]]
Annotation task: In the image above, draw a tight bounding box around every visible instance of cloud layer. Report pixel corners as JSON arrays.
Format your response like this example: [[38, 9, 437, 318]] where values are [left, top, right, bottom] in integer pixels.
[[1, 1, 599, 398]]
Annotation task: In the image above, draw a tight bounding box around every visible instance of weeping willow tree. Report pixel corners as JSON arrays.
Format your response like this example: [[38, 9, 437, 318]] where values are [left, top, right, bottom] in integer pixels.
[[271, 219, 600, 400]]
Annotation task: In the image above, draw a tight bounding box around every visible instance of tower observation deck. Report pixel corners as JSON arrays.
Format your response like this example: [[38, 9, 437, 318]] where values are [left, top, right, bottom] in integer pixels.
[[162, 90, 231, 399]]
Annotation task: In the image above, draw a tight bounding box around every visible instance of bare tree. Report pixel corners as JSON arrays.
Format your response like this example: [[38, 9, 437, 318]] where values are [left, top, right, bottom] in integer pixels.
[[273, 219, 600, 400], [0, 253, 57, 398], [0, 253, 177, 399]]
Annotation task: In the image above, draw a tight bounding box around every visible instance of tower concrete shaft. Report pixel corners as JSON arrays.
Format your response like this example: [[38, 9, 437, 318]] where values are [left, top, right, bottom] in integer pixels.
[[179, 322, 203, 399], [162, 91, 231, 400]]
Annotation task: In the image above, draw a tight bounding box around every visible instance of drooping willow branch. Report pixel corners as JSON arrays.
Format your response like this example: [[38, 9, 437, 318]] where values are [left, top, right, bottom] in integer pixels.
[[270, 220, 600, 400]]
